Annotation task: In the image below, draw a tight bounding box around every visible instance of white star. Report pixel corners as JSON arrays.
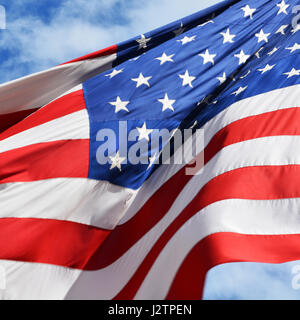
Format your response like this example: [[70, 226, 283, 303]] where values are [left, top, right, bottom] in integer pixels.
[[136, 34, 151, 49], [258, 64, 275, 74], [155, 52, 175, 65], [276, 25, 288, 35], [105, 68, 124, 79], [173, 22, 185, 37], [255, 29, 270, 43], [217, 72, 227, 84], [267, 47, 279, 56], [283, 68, 300, 78], [276, 0, 289, 15], [131, 73, 152, 88], [178, 70, 196, 88], [177, 35, 196, 45], [231, 86, 248, 96], [286, 43, 300, 53], [109, 151, 126, 172], [220, 28, 236, 44], [158, 93, 176, 111], [241, 5, 256, 19], [234, 50, 250, 65], [136, 122, 153, 141], [199, 49, 216, 65], [109, 96, 130, 113]]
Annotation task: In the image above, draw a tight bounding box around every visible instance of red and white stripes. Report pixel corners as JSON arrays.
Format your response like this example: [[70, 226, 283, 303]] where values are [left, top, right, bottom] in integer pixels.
[[1, 54, 300, 299], [0, 46, 116, 133]]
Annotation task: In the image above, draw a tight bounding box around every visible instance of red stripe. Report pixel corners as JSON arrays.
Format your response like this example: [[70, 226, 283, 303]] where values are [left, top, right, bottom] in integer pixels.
[[166, 232, 300, 299], [113, 165, 300, 299], [62, 45, 117, 65], [0, 217, 110, 269], [0, 109, 39, 134], [205, 107, 300, 162], [0, 140, 89, 184], [0, 108, 299, 280], [0, 90, 85, 141], [91, 107, 300, 269], [0, 165, 299, 272], [86, 167, 192, 268]]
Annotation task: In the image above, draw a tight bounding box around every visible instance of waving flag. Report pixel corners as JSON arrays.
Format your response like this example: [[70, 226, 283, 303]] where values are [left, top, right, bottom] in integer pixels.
[[1, 0, 300, 299]]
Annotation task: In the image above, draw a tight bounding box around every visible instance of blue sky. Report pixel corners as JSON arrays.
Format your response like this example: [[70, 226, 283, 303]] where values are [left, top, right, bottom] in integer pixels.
[[1, 0, 300, 300], [0, 0, 225, 83]]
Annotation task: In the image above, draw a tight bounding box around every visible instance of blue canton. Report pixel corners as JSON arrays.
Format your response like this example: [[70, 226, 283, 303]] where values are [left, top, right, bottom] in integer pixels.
[[83, 0, 300, 189]]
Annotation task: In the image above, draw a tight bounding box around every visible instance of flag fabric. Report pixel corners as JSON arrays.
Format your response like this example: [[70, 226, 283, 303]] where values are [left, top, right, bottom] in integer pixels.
[[1, 0, 300, 299]]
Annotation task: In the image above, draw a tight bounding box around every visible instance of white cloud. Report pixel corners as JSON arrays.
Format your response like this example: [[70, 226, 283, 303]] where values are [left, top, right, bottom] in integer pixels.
[[0, 0, 221, 82], [203, 261, 300, 300], [127, 0, 221, 32]]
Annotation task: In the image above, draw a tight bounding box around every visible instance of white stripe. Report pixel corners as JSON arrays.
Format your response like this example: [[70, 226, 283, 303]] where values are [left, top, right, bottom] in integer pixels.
[[0, 109, 89, 153], [11, 197, 300, 300], [57, 84, 83, 97], [1, 86, 299, 299], [48, 84, 83, 104], [119, 133, 193, 224], [0, 178, 137, 230], [1, 107, 298, 299], [0, 54, 116, 115], [2, 87, 298, 299], [198, 135, 300, 198], [0, 260, 81, 300], [4, 135, 297, 229], [202, 83, 300, 149], [65, 135, 300, 299], [119, 85, 300, 225], [3, 200, 300, 299], [134, 197, 300, 299]]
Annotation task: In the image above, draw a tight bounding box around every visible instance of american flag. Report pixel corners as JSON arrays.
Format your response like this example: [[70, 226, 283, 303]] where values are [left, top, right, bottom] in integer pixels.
[[0, 0, 300, 299]]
